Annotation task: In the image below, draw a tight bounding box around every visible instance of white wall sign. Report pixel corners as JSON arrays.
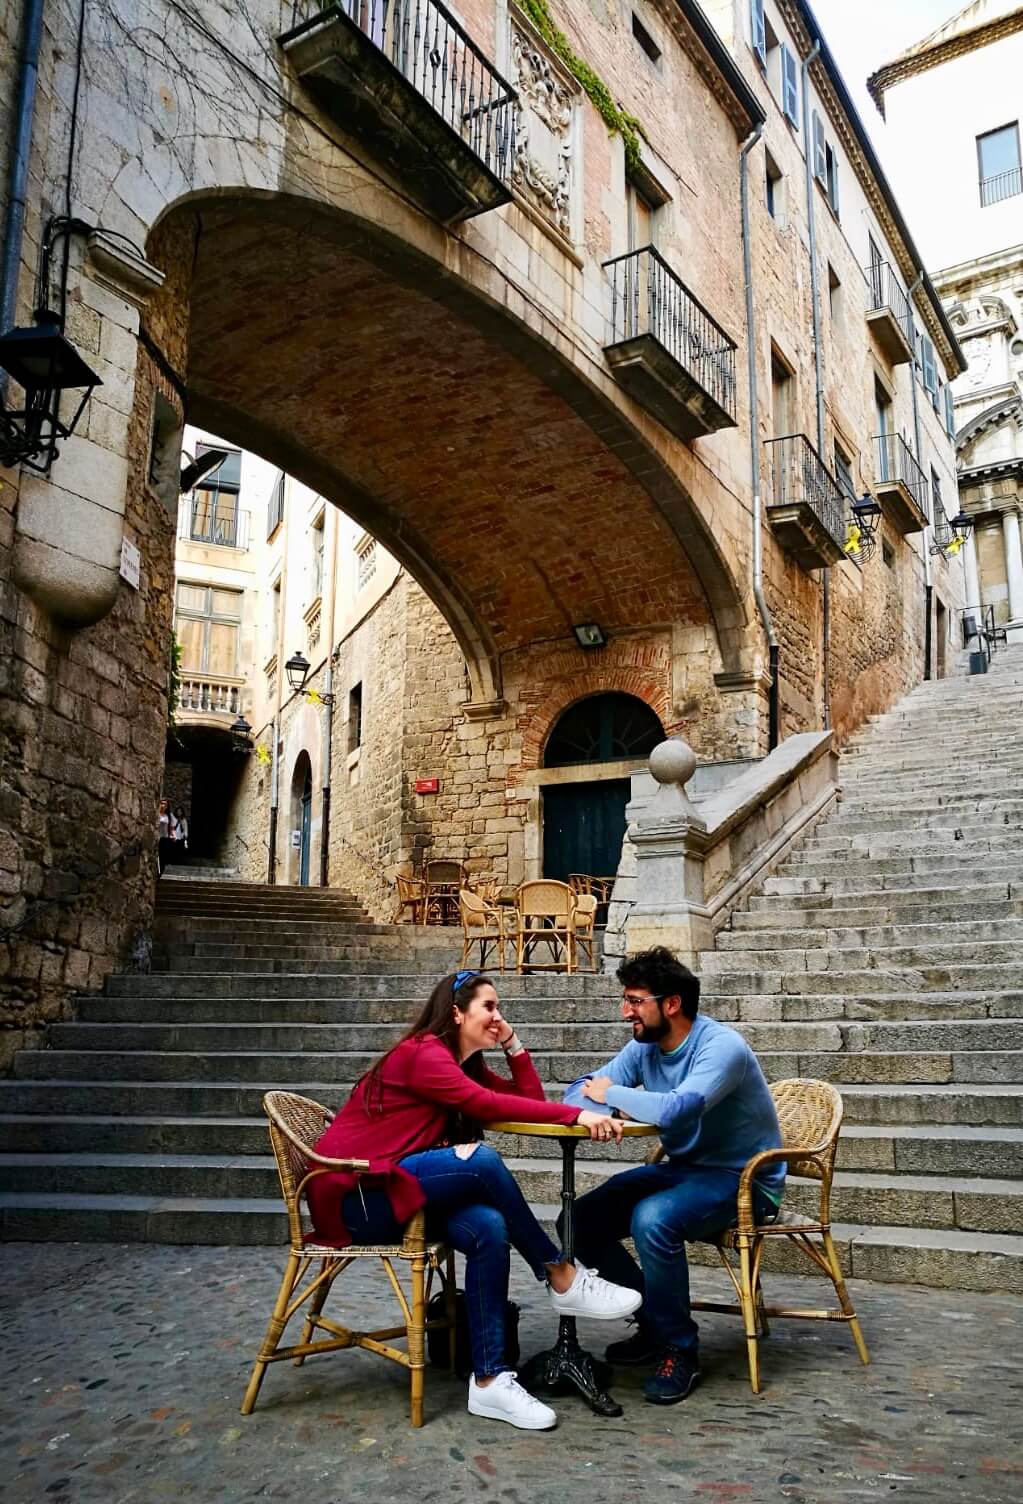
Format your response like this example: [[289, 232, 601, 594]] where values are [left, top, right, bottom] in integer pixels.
[[291, 830, 302, 848], [119, 537, 141, 589]]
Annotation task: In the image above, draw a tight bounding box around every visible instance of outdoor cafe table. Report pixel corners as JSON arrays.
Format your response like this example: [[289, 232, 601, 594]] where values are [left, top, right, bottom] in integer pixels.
[[488, 1118, 659, 1417]]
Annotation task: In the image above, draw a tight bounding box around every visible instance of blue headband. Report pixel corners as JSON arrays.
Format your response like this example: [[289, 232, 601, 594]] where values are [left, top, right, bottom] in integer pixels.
[[453, 969, 480, 993]]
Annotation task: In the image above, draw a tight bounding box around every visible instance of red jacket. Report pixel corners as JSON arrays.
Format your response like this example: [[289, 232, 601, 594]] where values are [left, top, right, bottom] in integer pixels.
[[307, 1033, 581, 1246]]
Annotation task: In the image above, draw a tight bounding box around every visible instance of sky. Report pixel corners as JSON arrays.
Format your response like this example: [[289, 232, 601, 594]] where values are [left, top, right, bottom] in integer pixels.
[[809, 0, 963, 177]]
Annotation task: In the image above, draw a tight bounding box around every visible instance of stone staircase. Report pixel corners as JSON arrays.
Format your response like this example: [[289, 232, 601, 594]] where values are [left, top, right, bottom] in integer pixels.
[[1, 653, 1022, 1294]]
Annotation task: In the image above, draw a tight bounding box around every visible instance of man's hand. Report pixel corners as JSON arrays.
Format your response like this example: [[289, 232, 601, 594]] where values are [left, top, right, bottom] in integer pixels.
[[581, 1075, 613, 1105]]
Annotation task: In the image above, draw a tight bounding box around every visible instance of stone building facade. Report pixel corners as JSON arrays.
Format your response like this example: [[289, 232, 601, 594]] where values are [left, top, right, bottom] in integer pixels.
[[2, 0, 966, 1039]]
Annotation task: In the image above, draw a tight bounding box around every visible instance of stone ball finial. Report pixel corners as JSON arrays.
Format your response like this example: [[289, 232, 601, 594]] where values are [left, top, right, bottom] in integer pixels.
[[649, 737, 697, 788]]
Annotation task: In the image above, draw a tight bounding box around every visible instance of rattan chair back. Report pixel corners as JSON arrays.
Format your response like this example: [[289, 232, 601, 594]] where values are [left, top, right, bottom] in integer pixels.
[[424, 858, 464, 885], [517, 879, 575, 920], [771, 1077, 842, 1183], [263, 1090, 333, 1247]]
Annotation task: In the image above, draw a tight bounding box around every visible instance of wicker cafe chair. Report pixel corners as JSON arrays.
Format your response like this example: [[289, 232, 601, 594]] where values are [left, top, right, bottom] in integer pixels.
[[513, 880, 576, 973], [649, 1078, 869, 1394], [423, 858, 465, 926], [572, 892, 599, 973], [458, 888, 509, 972], [392, 865, 426, 925], [241, 1091, 456, 1428]]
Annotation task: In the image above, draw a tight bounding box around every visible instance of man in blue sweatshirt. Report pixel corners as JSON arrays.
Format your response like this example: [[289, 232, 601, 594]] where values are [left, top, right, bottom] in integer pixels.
[[563, 946, 784, 1403]]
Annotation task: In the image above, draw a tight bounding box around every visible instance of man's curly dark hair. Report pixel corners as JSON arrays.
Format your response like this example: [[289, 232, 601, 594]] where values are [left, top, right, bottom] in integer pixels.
[[616, 947, 700, 1020]]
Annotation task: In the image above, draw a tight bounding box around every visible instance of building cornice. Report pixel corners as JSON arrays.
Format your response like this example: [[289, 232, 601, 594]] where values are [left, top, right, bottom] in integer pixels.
[[867, 8, 1023, 115], [780, 1, 968, 378], [933, 243, 1023, 296]]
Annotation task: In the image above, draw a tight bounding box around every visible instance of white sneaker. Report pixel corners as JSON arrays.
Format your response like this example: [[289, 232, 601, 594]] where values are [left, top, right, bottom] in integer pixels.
[[548, 1264, 643, 1321], [467, 1371, 558, 1431]]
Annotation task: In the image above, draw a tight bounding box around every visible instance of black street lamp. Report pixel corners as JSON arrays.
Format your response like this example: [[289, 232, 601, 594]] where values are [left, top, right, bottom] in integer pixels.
[[0, 312, 102, 473], [846, 493, 882, 563], [930, 508, 974, 557], [230, 714, 253, 754], [285, 649, 334, 705]]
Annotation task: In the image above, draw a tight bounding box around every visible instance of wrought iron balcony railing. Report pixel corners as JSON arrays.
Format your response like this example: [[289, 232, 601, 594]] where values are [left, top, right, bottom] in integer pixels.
[[603, 247, 737, 440], [283, 2, 516, 220], [872, 431, 928, 533], [980, 166, 1023, 207], [178, 502, 250, 550], [864, 260, 913, 363], [765, 432, 847, 568]]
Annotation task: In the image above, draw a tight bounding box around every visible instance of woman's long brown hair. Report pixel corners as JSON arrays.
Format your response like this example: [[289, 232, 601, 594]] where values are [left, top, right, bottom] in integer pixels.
[[362, 972, 494, 1129]]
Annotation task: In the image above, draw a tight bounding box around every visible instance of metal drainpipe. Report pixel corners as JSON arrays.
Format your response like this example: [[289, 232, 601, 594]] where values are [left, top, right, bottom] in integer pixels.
[[320, 509, 340, 887], [1, 0, 45, 342], [739, 121, 779, 750], [906, 271, 933, 680], [800, 41, 829, 729], [268, 713, 280, 885]]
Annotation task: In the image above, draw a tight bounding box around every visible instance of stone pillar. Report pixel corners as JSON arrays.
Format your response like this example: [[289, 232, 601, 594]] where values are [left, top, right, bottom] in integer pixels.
[[1002, 508, 1023, 644], [964, 528, 982, 623], [624, 738, 712, 968]]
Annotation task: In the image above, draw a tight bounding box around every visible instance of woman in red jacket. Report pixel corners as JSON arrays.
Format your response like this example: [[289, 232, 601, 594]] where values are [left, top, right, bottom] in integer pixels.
[[311, 969, 642, 1431]]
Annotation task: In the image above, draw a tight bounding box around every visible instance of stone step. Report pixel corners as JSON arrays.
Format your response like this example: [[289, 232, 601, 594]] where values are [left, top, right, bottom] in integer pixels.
[[702, 945, 1023, 975], [5, 1115, 1015, 1176], [716, 917, 1023, 952], [42, 1017, 1023, 1057], [1, 1191, 1019, 1292], [834, 794, 1023, 819], [760, 870, 1023, 897], [703, 962, 1023, 994], [777, 855, 1023, 881], [804, 827, 1023, 854], [788, 839, 1023, 867], [720, 992, 1023, 1023], [15, 1045, 1023, 1084], [101, 972, 622, 1000], [734, 897, 1022, 928]]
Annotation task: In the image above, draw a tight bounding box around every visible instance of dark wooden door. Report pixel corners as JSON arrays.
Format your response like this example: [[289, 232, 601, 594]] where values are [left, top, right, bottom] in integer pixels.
[[542, 779, 631, 886], [299, 771, 312, 887]]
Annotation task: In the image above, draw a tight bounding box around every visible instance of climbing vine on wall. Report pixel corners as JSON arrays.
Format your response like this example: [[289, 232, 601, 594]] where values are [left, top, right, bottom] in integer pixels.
[[167, 633, 182, 731], [516, 0, 647, 174]]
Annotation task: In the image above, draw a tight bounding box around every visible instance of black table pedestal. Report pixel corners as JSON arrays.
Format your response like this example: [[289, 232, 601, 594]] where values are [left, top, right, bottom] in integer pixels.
[[519, 1136, 623, 1418]]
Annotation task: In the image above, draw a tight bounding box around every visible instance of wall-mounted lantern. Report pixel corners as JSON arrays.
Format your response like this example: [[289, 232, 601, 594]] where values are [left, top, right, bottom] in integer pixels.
[[0, 312, 102, 473]]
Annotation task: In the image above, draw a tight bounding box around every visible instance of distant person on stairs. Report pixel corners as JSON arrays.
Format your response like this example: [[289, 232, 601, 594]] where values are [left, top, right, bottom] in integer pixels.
[[564, 946, 785, 1405], [308, 969, 642, 1431], [156, 798, 175, 877], [171, 805, 189, 863]]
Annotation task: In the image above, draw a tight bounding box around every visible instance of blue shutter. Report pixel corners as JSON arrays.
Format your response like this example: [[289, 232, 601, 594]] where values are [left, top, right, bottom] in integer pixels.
[[921, 336, 937, 400], [751, 0, 766, 66], [812, 111, 827, 181], [944, 382, 956, 440], [781, 46, 799, 128]]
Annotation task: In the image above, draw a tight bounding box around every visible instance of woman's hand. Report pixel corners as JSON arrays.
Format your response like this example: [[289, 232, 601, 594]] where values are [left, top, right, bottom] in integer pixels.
[[495, 1019, 516, 1047], [577, 1109, 624, 1143]]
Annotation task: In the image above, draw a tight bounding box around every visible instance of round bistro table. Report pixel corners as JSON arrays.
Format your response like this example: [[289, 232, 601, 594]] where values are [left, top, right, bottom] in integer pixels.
[[488, 1118, 659, 1417]]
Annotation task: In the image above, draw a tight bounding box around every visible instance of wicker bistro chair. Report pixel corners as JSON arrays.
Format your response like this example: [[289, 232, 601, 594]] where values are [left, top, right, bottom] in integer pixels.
[[458, 888, 510, 972], [392, 866, 426, 925], [572, 892, 599, 973], [241, 1091, 456, 1428], [513, 880, 577, 973], [423, 858, 466, 926], [649, 1078, 869, 1394]]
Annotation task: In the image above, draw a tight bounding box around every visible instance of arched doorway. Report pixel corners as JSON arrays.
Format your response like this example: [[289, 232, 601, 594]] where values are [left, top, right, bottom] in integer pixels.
[[541, 694, 665, 887], [290, 752, 314, 887]]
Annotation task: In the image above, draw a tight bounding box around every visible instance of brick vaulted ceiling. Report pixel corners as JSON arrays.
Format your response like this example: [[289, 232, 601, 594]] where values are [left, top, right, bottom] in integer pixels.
[[177, 197, 747, 702]]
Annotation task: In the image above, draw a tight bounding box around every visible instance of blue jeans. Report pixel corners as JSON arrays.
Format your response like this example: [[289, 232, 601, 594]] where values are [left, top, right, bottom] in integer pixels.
[[568, 1161, 778, 1358], [341, 1144, 563, 1381]]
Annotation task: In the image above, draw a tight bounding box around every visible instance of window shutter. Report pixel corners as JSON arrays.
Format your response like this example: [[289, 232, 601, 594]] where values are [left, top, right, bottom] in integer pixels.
[[921, 336, 937, 399], [944, 382, 956, 440], [781, 46, 799, 128], [812, 112, 827, 181], [751, 0, 766, 66], [828, 150, 840, 216]]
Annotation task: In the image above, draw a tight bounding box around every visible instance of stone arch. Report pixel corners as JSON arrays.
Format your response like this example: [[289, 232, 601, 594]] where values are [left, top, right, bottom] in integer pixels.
[[146, 189, 750, 708], [287, 748, 315, 887], [543, 691, 666, 767], [518, 647, 673, 775], [957, 394, 1023, 453]]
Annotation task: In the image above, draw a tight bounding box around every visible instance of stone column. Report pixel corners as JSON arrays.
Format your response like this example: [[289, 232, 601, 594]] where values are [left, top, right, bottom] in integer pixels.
[[964, 528, 982, 623], [625, 738, 712, 967], [1002, 508, 1023, 644]]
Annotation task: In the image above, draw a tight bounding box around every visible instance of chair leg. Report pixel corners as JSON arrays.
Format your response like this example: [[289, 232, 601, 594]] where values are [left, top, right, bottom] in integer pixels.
[[294, 1258, 333, 1366], [408, 1250, 427, 1428], [822, 1230, 870, 1366], [736, 1238, 762, 1394], [241, 1252, 301, 1415]]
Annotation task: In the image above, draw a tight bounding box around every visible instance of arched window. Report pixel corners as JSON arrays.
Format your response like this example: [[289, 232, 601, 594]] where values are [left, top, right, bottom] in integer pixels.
[[543, 692, 664, 768]]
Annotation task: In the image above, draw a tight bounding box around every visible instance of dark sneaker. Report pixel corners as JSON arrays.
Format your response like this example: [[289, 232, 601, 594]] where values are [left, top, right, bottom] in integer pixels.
[[604, 1324, 660, 1367], [642, 1345, 701, 1404]]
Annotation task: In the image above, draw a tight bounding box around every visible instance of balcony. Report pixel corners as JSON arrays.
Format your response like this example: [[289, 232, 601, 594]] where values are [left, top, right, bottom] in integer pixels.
[[602, 248, 738, 442], [980, 166, 1022, 207], [177, 501, 250, 550], [873, 432, 928, 534], [178, 675, 245, 723], [765, 433, 847, 571], [864, 260, 913, 365], [280, 1, 516, 224]]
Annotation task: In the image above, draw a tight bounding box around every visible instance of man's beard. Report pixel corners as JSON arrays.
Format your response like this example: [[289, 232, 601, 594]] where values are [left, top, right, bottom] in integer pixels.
[[633, 1014, 670, 1043]]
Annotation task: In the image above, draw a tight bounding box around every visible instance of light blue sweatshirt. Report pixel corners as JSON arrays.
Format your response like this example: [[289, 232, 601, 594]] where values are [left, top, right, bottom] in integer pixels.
[[564, 1013, 785, 1201]]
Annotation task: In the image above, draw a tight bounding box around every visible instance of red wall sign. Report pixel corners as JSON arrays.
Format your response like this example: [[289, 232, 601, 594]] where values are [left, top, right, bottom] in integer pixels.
[[415, 778, 440, 794]]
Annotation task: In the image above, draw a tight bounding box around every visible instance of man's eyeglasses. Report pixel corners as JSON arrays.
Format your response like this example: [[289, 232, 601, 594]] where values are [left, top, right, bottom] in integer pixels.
[[620, 993, 666, 1011]]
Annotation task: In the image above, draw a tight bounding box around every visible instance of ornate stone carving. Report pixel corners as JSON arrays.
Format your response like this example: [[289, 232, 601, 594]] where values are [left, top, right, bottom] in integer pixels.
[[509, 15, 577, 239]]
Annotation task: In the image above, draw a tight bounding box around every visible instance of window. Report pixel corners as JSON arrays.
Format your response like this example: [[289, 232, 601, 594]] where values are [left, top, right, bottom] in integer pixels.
[[824, 142, 840, 216], [771, 351, 793, 438], [875, 378, 893, 480], [348, 683, 363, 753], [919, 335, 938, 410], [627, 180, 657, 251], [882, 538, 895, 570], [356, 535, 377, 590], [977, 122, 1022, 206], [765, 150, 785, 224], [781, 45, 799, 129], [191, 445, 241, 546], [311, 512, 325, 600], [631, 13, 660, 64], [828, 263, 841, 320], [751, 0, 766, 66], [833, 444, 855, 500], [267, 471, 285, 538], [811, 112, 839, 215], [175, 583, 241, 677], [930, 466, 943, 527]]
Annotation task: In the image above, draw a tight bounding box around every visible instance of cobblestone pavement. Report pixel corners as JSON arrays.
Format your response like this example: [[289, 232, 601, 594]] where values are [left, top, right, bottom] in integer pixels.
[[1, 1244, 1021, 1504]]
